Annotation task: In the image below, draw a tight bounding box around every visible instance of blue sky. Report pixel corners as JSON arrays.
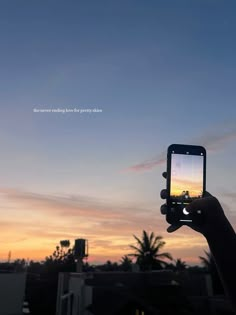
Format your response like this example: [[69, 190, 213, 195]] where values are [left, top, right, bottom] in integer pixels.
[[0, 1, 236, 263]]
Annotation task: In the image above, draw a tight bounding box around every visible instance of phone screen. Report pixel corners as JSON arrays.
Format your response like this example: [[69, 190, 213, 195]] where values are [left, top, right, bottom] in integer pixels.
[[170, 152, 204, 203], [169, 149, 205, 223]]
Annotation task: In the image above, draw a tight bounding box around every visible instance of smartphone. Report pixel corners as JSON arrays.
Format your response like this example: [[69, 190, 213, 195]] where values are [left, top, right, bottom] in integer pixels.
[[166, 144, 206, 225]]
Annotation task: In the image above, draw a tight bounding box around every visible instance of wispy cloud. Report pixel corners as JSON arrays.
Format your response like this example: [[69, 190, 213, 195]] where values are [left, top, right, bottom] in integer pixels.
[[125, 126, 236, 173], [0, 188, 155, 221], [124, 152, 166, 173], [193, 127, 236, 152], [223, 192, 236, 200]]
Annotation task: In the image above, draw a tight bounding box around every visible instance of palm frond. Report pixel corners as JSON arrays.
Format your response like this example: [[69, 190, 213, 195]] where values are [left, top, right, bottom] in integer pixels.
[[129, 245, 143, 256], [133, 234, 145, 250], [156, 252, 173, 261]]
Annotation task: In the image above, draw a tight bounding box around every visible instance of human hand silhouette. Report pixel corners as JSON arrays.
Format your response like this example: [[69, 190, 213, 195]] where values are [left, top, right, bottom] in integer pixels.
[[161, 172, 236, 312], [160, 172, 227, 236]]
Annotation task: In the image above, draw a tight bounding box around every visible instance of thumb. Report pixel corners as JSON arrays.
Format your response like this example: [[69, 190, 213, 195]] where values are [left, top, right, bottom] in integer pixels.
[[167, 224, 182, 233], [186, 199, 203, 213]]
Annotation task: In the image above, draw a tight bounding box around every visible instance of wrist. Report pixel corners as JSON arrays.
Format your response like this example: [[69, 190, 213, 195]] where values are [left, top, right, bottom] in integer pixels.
[[202, 214, 233, 240]]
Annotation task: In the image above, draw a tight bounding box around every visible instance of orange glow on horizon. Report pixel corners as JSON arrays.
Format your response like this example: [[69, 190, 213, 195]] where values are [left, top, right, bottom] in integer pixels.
[[0, 188, 209, 266], [171, 179, 203, 197]]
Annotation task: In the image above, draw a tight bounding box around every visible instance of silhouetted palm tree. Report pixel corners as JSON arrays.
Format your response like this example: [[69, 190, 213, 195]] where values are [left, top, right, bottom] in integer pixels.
[[174, 258, 187, 271], [163, 258, 187, 272], [199, 250, 224, 294], [120, 255, 132, 271], [128, 230, 172, 271], [199, 251, 213, 271]]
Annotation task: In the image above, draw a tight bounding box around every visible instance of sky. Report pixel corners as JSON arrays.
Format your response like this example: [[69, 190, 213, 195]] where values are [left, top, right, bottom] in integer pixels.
[[171, 154, 203, 197], [0, 0, 236, 265]]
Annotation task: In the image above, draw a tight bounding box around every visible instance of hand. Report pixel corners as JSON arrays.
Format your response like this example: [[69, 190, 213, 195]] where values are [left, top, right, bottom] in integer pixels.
[[160, 172, 227, 235]]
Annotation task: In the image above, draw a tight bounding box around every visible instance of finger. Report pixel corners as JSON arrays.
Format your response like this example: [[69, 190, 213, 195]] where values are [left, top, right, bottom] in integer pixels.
[[160, 189, 167, 199], [186, 192, 214, 213], [186, 200, 201, 213], [186, 198, 208, 213], [162, 172, 167, 179], [167, 224, 181, 233], [160, 204, 167, 215]]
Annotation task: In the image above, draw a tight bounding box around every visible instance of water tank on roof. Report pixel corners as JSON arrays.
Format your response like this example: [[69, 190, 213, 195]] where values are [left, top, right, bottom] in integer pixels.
[[74, 239, 88, 259]]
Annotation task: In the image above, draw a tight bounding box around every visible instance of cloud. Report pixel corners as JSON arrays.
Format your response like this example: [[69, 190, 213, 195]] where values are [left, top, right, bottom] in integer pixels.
[[125, 126, 236, 173], [0, 188, 157, 221], [0, 187, 225, 264], [0, 187, 167, 249], [193, 127, 236, 152], [222, 192, 236, 201], [124, 152, 166, 173]]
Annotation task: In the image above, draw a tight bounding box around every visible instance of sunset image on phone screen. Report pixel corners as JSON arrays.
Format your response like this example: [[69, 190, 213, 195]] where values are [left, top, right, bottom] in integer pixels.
[[170, 153, 204, 202]]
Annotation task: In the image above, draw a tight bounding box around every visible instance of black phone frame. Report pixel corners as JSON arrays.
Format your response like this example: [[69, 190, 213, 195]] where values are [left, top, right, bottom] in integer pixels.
[[166, 144, 206, 225]]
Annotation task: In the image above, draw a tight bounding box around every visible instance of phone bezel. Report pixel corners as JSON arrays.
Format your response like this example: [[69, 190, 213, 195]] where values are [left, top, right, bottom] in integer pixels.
[[166, 144, 206, 225]]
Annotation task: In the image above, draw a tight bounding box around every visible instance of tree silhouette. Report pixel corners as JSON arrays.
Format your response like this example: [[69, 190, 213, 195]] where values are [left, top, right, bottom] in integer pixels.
[[166, 258, 187, 272], [174, 258, 187, 272], [44, 243, 75, 273], [120, 255, 132, 271], [60, 240, 70, 251], [199, 250, 224, 294], [199, 251, 213, 270], [12, 259, 27, 272], [129, 230, 172, 271]]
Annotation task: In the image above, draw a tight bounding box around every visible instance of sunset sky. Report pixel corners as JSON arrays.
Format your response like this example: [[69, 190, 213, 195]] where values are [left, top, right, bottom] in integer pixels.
[[170, 154, 203, 197], [0, 1, 236, 265]]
